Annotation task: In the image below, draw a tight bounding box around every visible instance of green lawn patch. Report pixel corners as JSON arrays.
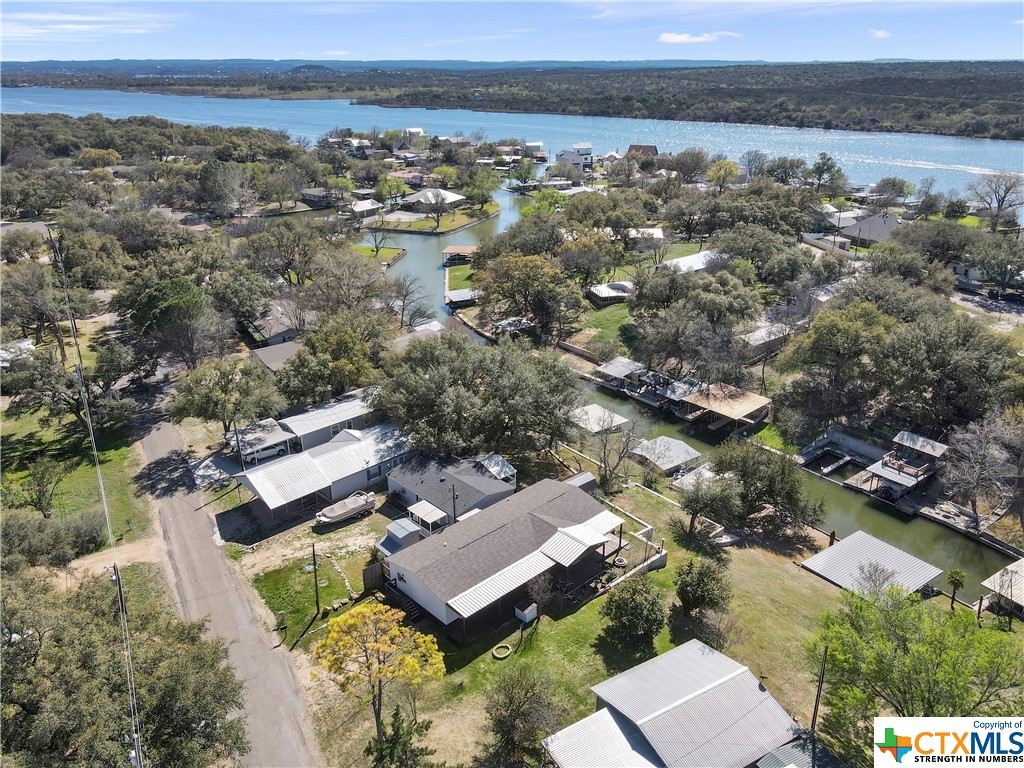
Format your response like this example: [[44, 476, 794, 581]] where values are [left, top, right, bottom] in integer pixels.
[[569, 303, 633, 355], [1, 406, 148, 544], [665, 241, 702, 259], [385, 202, 499, 233], [749, 422, 799, 454], [353, 244, 404, 265], [447, 264, 474, 291], [925, 213, 985, 228]]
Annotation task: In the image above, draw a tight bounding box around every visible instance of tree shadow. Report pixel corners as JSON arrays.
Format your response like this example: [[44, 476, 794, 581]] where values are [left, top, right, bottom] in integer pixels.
[[133, 449, 195, 498], [743, 527, 818, 559], [668, 604, 745, 652], [591, 627, 657, 675]]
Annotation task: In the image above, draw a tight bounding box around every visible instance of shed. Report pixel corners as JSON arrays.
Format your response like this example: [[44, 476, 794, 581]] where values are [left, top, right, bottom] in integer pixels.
[[801, 530, 943, 594], [630, 436, 703, 475], [570, 403, 629, 434], [376, 518, 423, 557]]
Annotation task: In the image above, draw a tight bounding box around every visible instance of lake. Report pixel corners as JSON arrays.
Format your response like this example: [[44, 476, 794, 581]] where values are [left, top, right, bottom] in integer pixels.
[[3, 86, 1023, 193]]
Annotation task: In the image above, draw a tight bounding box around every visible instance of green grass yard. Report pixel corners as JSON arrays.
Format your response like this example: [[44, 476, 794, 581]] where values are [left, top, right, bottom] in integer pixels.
[[383, 202, 499, 233], [353, 244, 404, 265], [447, 264, 474, 291]]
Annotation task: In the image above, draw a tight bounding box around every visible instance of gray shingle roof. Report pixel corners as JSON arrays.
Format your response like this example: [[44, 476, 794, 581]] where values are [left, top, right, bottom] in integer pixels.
[[801, 530, 943, 594], [388, 455, 513, 517], [387, 479, 608, 602]]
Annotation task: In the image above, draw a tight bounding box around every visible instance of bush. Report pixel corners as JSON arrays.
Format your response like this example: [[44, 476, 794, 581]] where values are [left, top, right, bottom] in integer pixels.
[[674, 556, 731, 616], [599, 572, 666, 647], [0, 509, 107, 572]]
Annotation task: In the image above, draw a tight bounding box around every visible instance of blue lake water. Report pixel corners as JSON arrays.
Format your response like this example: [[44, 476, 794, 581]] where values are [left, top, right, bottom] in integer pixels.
[[3, 86, 1023, 193]]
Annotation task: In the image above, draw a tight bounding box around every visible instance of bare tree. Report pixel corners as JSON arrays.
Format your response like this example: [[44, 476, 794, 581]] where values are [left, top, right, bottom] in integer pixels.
[[367, 211, 395, 260], [526, 572, 555, 616], [591, 418, 642, 493], [941, 412, 1015, 522], [426, 195, 449, 231], [967, 172, 1024, 233], [638, 231, 670, 266], [384, 273, 435, 328]]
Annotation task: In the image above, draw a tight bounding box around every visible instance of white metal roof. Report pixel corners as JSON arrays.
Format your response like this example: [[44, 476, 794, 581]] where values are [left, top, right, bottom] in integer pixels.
[[801, 530, 943, 594], [409, 500, 447, 525], [631, 436, 702, 472], [543, 707, 661, 768], [448, 550, 553, 618], [236, 453, 329, 509], [583, 509, 625, 535], [661, 249, 715, 274], [308, 424, 408, 481], [863, 459, 919, 488], [596, 356, 645, 379], [351, 199, 382, 212], [893, 431, 949, 458], [540, 524, 609, 567], [278, 398, 370, 438], [233, 418, 291, 454], [981, 558, 1024, 601], [571, 403, 629, 433]]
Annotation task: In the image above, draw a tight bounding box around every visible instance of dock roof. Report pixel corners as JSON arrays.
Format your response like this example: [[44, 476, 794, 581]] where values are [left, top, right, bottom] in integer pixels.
[[596, 356, 644, 379], [630, 436, 702, 472], [570, 403, 629, 434], [801, 530, 943, 594], [680, 383, 772, 421], [981, 558, 1024, 602], [893, 431, 949, 458]]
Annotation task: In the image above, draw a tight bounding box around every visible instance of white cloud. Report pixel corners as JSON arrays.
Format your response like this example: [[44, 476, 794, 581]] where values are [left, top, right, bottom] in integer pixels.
[[1, 8, 179, 44], [658, 31, 742, 44], [868, 28, 892, 38], [323, 50, 352, 56], [1014, 18, 1024, 24]]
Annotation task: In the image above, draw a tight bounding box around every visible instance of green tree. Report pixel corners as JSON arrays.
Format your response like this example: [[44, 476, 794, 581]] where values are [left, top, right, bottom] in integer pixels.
[[128, 277, 230, 370], [169, 358, 284, 435], [19, 457, 73, 519], [315, 603, 444, 746], [483, 664, 565, 766], [971, 237, 1024, 296], [476, 254, 583, 333], [674, 556, 731, 616], [0, 228, 44, 264], [943, 197, 969, 220], [712, 440, 826, 533], [945, 568, 967, 610], [676, 474, 742, 536], [809, 152, 842, 194], [0, 569, 249, 767], [431, 165, 458, 188], [707, 159, 739, 193], [365, 707, 444, 768], [510, 157, 535, 186], [967, 172, 1024, 232], [598, 572, 667, 646], [275, 347, 335, 407], [808, 587, 1024, 765]]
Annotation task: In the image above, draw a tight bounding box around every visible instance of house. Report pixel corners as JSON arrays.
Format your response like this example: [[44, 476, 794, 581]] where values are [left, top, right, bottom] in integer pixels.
[[389, 320, 447, 352], [277, 397, 372, 452], [236, 423, 409, 513], [388, 171, 424, 188], [300, 187, 335, 208], [249, 339, 304, 373], [859, 431, 948, 500], [556, 149, 592, 174], [981, 558, 1024, 618], [801, 530, 943, 595], [523, 141, 545, 157], [840, 211, 902, 246], [572, 141, 593, 157], [387, 454, 517, 533], [401, 188, 465, 213], [386, 479, 625, 636], [657, 249, 716, 274], [344, 198, 384, 220], [630, 436, 703, 476], [586, 280, 633, 308], [626, 144, 658, 157], [736, 321, 793, 361], [826, 209, 868, 229], [595, 357, 645, 390], [543, 639, 801, 768], [244, 298, 314, 346], [570, 403, 629, 434], [405, 127, 425, 139]]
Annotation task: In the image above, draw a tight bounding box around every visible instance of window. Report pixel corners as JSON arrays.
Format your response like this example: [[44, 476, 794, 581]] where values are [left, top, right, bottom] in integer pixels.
[[330, 423, 341, 436], [366, 464, 382, 481], [345, 420, 354, 430]]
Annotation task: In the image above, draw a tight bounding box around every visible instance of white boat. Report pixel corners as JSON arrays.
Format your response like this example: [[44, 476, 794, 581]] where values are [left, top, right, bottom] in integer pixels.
[[314, 491, 376, 525]]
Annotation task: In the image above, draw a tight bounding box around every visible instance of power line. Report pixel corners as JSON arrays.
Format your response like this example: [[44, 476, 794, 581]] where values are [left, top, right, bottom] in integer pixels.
[[47, 228, 146, 768]]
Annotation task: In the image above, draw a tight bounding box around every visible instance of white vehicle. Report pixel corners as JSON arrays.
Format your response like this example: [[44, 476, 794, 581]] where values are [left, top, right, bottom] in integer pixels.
[[241, 444, 287, 464], [314, 491, 376, 526]]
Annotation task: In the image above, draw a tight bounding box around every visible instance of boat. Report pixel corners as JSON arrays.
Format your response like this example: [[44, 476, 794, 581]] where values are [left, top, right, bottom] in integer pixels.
[[314, 491, 376, 526]]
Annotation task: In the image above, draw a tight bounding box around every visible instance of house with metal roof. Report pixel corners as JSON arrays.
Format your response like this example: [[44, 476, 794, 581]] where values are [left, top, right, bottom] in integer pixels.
[[385, 479, 624, 637], [236, 423, 409, 513], [801, 530, 943, 595], [630, 436, 703, 476], [757, 734, 848, 768], [277, 397, 373, 451], [859, 431, 948, 500], [543, 639, 801, 768], [656, 248, 716, 275], [386, 454, 517, 533]]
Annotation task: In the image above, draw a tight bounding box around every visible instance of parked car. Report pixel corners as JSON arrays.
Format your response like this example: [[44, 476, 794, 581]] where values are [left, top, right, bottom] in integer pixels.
[[241, 444, 287, 464]]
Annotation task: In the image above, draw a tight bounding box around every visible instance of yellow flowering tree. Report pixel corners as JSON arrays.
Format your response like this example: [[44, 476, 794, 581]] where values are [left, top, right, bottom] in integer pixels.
[[314, 603, 445, 744]]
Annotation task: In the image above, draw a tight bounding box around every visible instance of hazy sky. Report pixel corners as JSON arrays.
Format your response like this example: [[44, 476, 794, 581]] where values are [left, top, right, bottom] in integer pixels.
[[2, 1, 1022, 62]]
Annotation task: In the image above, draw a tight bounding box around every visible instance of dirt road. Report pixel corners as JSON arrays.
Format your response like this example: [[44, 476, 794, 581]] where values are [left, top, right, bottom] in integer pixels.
[[138, 412, 319, 767]]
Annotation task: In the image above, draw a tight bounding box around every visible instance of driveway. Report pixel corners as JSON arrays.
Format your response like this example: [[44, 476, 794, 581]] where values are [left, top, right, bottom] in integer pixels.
[[138, 406, 319, 767]]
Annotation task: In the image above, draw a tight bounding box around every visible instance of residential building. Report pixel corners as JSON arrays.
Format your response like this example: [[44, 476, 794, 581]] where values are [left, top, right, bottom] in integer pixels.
[[402, 188, 466, 212], [278, 397, 372, 452], [243, 298, 315, 346], [840, 211, 902, 246], [300, 187, 335, 207], [543, 639, 801, 768], [556, 149, 592, 174], [387, 454, 517, 533], [236, 423, 409, 513], [385, 479, 625, 636], [626, 144, 659, 156], [630, 436, 703, 476], [249, 339, 304, 372]]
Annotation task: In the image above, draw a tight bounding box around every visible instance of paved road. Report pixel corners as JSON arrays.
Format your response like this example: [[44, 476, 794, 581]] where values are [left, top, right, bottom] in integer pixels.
[[139, 413, 319, 767]]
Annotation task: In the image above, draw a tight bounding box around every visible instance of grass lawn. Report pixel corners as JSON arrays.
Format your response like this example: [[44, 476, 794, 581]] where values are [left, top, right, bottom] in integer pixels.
[[353, 244, 404, 265], [385, 202, 499, 233], [748, 422, 799, 454], [569, 303, 632, 355], [1, 406, 149, 543], [665, 241, 703, 259], [447, 264, 474, 291], [925, 213, 985, 228]]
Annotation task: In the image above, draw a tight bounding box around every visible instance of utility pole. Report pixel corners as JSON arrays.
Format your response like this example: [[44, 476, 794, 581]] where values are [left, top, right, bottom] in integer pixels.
[[811, 645, 829, 733], [312, 543, 321, 616], [451, 485, 459, 522]]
